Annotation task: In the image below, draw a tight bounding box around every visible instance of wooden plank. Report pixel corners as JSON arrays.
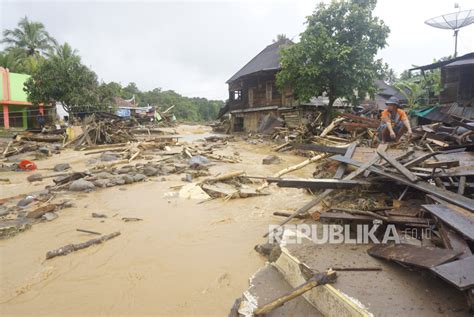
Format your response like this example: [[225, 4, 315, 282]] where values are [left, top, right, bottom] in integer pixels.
[[321, 211, 431, 227], [330, 155, 474, 212], [422, 204, 474, 241], [438, 222, 472, 259], [377, 149, 418, 182], [292, 143, 347, 155], [436, 167, 474, 177], [422, 160, 460, 169], [458, 176, 466, 195], [431, 256, 474, 290], [263, 142, 360, 238], [367, 244, 462, 269], [268, 178, 370, 190], [403, 152, 438, 168]]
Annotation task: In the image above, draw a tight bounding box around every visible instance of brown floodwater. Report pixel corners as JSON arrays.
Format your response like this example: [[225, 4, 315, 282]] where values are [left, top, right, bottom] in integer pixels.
[[0, 125, 316, 316]]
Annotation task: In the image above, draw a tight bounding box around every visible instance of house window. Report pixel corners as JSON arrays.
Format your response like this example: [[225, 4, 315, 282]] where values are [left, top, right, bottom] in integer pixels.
[[266, 82, 272, 103], [233, 90, 242, 101]]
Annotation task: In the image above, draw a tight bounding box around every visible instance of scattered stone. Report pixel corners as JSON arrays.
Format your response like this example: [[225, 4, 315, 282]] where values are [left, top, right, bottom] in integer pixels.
[[69, 179, 95, 191], [92, 212, 107, 218], [53, 163, 71, 172], [100, 152, 121, 162], [262, 155, 281, 165], [0, 206, 9, 217], [122, 217, 143, 222], [17, 196, 35, 207], [0, 219, 32, 239], [27, 173, 44, 182], [38, 147, 51, 155], [121, 174, 134, 184], [143, 166, 158, 176], [42, 212, 58, 221], [133, 173, 146, 182], [111, 177, 125, 185], [93, 179, 110, 188], [96, 172, 114, 179]]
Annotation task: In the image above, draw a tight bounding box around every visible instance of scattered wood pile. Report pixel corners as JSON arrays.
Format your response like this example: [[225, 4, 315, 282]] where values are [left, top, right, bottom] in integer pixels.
[[67, 114, 136, 149], [262, 140, 474, 310]]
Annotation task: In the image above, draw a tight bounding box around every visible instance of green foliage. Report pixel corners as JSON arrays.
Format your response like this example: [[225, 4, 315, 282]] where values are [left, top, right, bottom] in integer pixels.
[[378, 62, 397, 84], [25, 43, 100, 114], [1, 16, 56, 75], [276, 0, 389, 123], [394, 81, 424, 109]]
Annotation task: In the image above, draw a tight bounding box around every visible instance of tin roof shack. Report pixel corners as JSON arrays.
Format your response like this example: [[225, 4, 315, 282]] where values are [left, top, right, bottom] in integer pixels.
[[411, 52, 474, 107], [224, 39, 294, 132], [409, 53, 474, 126]]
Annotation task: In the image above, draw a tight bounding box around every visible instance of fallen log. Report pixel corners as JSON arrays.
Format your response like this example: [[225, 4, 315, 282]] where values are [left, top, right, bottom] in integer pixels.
[[273, 153, 328, 178], [46, 231, 120, 259]]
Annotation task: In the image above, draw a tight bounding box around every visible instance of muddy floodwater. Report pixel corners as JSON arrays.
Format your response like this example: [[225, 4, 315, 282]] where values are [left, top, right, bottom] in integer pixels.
[[0, 125, 316, 316]]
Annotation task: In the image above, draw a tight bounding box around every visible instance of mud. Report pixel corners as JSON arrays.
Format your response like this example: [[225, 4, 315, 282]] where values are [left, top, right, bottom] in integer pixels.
[[0, 125, 316, 316]]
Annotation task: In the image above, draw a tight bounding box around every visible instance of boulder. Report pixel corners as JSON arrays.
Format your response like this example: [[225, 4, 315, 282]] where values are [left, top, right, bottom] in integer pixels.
[[262, 155, 281, 165], [53, 163, 71, 172], [93, 179, 110, 188], [69, 179, 95, 191], [133, 173, 147, 182], [121, 174, 134, 184], [143, 166, 158, 177], [17, 196, 35, 207]]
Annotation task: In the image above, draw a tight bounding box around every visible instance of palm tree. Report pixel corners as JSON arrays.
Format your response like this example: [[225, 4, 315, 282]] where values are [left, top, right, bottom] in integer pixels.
[[2, 16, 56, 57]]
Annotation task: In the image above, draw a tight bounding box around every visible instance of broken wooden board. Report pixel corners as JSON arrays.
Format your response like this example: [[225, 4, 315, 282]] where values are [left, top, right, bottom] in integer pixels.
[[330, 155, 474, 212], [422, 204, 474, 241], [367, 244, 462, 269], [320, 212, 431, 227], [431, 256, 474, 290], [438, 222, 472, 259], [377, 149, 418, 182], [422, 160, 460, 169], [292, 143, 347, 155], [267, 178, 371, 190]]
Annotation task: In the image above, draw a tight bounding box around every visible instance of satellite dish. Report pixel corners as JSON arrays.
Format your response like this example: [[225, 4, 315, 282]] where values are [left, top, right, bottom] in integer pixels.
[[425, 9, 474, 57]]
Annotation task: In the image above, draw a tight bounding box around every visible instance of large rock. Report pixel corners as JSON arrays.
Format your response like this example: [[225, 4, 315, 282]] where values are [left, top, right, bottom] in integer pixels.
[[143, 166, 158, 177], [69, 179, 95, 191], [262, 155, 281, 165], [96, 172, 114, 179], [121, 174, 134, 184], [133, 173, 147, 182], [53, 163, 70, 172], [93, 179, 110, 188], [17, 196, 35, 207]]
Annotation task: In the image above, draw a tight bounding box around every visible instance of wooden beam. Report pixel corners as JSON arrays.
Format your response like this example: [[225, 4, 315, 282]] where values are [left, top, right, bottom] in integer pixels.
[[268, 178, 371, 190], [377, 149, 418, 182], [330, 155, 474, 212], [422, 204, 474, 240]]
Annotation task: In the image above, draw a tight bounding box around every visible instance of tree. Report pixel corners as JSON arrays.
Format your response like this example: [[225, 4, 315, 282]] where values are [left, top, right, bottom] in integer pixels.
[[273, 34, 289, 43], [394, 81, 424, 109], [378, 62, 397, 84], [276, 0, 389, 124], [25, 42, 100, 116], [2, 16, 56, 57]]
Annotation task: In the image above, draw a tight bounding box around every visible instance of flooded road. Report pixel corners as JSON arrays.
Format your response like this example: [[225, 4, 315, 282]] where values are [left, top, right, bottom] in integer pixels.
[[0, 125, 316, 316]]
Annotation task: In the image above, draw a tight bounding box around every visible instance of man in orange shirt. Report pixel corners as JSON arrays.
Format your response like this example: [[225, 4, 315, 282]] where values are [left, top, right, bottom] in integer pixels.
[[378, 96, 412, 143]]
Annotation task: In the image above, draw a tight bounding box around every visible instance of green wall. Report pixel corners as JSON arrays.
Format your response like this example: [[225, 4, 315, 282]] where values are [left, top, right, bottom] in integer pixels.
[[9, 73, 30, 102]]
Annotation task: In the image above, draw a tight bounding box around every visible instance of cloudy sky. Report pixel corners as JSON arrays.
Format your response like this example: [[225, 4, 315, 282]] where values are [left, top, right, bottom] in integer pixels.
[[1, 0, 473, 100]]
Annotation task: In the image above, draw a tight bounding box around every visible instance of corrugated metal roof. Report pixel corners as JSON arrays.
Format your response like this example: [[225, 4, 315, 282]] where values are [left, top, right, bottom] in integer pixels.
[[445, 58, 474, 67], [409, 52, 474, 72], [412, 104, 474, 122], [226, 39, 292, 84]]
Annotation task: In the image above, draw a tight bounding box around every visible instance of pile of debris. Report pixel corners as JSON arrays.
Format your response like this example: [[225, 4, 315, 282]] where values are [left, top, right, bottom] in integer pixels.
[[259, 140, 474, 310], [412, 117, 474, 147], [66, 114, 136, 149]]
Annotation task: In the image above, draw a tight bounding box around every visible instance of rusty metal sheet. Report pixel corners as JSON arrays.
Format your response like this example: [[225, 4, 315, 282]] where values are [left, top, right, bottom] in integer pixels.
[[431, 256, 474, 290], [423, 204, 474, 241], [368, 244, 462, 269]]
